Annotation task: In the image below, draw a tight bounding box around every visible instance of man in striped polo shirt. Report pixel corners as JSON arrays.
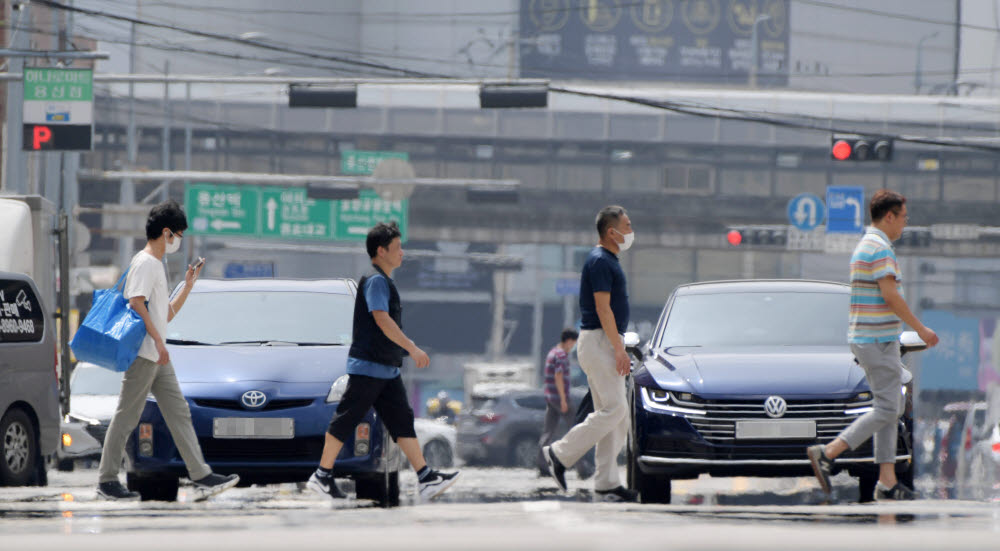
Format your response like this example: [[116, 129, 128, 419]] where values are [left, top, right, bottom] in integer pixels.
[[808, 189, 938, 502]]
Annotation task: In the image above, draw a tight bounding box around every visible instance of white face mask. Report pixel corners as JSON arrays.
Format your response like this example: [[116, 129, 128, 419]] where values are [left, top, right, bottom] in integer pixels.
[[165, 231, 182, 254], [617, 229, 635, 252]]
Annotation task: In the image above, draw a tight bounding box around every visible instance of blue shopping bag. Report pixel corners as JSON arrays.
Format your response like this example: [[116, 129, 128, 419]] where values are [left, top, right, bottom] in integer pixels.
[[70, 269, 147, 372]]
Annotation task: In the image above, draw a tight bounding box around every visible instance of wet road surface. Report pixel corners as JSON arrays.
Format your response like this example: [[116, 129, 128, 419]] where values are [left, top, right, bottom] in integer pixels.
[[2, 467, 998, 550]]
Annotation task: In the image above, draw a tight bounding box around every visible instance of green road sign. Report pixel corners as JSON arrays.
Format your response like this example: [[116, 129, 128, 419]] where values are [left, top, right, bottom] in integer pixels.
[[333, 190, 407, 241], [186, 184, 260, 236], [186, 183, 406, 242], [341, 150, 409, 175]]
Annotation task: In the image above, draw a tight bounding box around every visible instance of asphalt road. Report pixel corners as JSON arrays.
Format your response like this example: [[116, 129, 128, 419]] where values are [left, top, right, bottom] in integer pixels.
[[1, 467, 998, 550]]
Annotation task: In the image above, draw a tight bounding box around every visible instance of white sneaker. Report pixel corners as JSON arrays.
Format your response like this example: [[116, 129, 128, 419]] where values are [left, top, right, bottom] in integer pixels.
[[306, 471, 348, 500], [418, 469, 460, 501]]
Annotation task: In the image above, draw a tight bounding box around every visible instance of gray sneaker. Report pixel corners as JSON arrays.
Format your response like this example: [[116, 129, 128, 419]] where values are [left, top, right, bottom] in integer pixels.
[[875, 482, 915, 501], [807, 444, 834, 495]]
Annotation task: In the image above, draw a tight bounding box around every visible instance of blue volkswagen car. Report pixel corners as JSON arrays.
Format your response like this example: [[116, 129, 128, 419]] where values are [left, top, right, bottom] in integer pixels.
[[626, 280, 922, 504], [124, 278, 404, 504]]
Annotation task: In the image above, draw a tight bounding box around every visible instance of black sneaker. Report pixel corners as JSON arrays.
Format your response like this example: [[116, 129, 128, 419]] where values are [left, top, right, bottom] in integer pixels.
[[595, 486, 638, 503], [192, 473, 239, 502], [97, 480, 140, 501], [807, 444, 834, 496], [306, 471, 348, 500], [875, 482, 915, 502], [418, 469, 460, 501], [542, 445, 567, 492]]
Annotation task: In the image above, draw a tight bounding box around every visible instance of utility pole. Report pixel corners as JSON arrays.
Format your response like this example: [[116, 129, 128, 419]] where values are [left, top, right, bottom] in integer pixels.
[[119, 1, 139, 268], [3, 1, 29, 193]]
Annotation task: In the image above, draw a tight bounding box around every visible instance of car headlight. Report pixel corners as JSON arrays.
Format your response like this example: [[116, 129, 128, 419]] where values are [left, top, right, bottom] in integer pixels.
[[648, 389, 671, 403], [640, 387, 706, 416], [326, 375, 349, 403]]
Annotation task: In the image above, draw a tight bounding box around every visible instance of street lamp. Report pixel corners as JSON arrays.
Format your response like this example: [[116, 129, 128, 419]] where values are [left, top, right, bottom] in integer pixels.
[[749, 14, 772, 89], [915, 31, 940, 94]]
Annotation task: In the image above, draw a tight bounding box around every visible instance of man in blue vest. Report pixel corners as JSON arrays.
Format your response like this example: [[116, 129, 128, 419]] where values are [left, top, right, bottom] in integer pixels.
[[308, 221, 459, 502]]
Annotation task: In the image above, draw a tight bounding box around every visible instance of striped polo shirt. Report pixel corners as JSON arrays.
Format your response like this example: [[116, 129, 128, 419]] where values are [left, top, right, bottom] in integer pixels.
[[848, 227, 903, 343]]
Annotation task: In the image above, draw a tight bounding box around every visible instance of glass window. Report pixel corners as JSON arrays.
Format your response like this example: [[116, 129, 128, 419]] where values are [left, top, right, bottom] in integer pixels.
[[167, 291, 354, 346], [514, 395, 547, 410], [657, 291, 849, 347]]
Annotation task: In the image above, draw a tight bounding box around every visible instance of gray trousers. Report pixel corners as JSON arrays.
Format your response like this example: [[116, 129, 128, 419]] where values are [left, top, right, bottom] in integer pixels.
[[537, 401, 575, 471], [838, 341, 906, 465], [98, 357, 212, 483]]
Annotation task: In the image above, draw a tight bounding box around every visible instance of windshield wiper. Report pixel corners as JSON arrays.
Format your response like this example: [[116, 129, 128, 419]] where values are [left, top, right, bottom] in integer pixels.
[[216, 340, 343, 346], [165, 338, 213, 345]]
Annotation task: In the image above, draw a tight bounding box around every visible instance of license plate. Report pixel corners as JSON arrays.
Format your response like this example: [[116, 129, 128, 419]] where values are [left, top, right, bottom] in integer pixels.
[[735, 420, 816, 440], [212, 418, 294, 439]]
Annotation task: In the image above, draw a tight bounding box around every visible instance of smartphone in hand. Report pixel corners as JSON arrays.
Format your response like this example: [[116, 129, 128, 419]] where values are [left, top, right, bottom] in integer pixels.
[[193, 257, 206, 269]]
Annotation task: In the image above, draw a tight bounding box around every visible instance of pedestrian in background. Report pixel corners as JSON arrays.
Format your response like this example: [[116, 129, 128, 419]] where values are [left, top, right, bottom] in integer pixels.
[[808, 189, 939, 501], [543, 205, 637, 502], [537, 328, 578, 475], [308, 221, 459, 502]]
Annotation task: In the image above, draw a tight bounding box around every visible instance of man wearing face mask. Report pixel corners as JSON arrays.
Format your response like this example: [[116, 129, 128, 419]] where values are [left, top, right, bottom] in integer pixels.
[[97, 200, 239, 501], [543, 205, 638, 502]]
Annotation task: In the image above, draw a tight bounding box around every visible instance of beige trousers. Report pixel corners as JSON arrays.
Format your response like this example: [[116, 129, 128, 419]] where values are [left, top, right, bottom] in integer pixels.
[[551, 329, 628, 491]]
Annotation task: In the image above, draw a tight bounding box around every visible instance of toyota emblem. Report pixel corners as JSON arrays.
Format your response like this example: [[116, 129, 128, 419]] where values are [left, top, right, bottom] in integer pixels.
[[764, 396, 787, 418], [241, 390, 267, 409]]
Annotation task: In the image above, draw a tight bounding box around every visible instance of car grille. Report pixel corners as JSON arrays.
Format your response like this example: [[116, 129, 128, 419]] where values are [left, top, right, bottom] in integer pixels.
[[681, 396, 873, 443], [198, 437, 323, 462], [192, 398, 315, 411]]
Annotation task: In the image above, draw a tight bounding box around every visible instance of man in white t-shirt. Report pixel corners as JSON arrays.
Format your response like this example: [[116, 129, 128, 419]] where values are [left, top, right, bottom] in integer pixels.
[[97, 200, 239, 501]]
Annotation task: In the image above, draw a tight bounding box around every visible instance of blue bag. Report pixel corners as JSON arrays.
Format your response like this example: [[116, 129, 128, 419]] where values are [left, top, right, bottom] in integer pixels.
[[70, 269, 147, 372]]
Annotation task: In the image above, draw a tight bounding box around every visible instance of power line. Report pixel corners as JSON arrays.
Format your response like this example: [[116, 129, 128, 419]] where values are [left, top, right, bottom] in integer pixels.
[[550, 86, 1000, 154]]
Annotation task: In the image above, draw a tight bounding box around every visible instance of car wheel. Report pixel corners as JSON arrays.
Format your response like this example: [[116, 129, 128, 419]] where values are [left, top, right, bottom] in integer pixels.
[[857, 470, 878, 503], [423, 439, 453, 469], [627, 440, 670, 504], [355, 471, 400, 508], [127, 473, 179, 501], [0, 408, 37, 487], [509, 435, 539, 469]]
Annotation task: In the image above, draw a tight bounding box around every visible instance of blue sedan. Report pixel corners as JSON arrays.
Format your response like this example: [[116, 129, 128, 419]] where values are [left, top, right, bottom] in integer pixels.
[[124, 278, 404, 504], [626, 280, 922, 504]]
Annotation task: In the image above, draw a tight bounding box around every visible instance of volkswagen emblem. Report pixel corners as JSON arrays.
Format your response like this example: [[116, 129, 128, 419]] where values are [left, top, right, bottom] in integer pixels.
[[241, 390, 267, 409], [764, 396, 787, 418]]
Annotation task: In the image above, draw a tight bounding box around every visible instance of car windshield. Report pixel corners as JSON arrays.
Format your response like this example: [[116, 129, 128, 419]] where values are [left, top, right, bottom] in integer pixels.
[[71, 365, 124, 395], [657, 291, 849, 347], [166, 291, 354, 346]]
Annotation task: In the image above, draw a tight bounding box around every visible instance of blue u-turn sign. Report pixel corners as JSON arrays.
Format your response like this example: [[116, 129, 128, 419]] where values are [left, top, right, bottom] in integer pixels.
[[786, 193, 825, 231]]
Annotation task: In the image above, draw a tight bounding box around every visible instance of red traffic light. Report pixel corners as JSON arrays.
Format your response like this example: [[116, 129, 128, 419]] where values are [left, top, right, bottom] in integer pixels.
[[831, 139, 851, 161], [727, 230, 743, 246]]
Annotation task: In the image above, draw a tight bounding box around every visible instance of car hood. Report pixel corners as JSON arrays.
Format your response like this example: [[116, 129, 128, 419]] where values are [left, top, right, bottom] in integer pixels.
[[167, 344, 349, 392], [638, 346, 867, 399], [69, 395, 118, 422]]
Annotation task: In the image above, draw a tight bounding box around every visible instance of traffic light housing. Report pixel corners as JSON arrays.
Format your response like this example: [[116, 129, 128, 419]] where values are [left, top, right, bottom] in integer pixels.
[[288, 85, 357, 108], [831, 134, 893, 161], [726, 226, 787, 247]]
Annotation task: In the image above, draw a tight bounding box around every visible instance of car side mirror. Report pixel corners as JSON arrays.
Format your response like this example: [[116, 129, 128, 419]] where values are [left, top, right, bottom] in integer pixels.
[[900, 331, 927, 355], [624, 331, 644, 362]]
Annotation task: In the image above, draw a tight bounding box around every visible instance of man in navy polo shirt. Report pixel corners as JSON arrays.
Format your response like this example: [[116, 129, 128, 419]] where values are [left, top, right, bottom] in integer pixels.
[[543, 205, 638, 502], [308, 221, 459, 502]]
